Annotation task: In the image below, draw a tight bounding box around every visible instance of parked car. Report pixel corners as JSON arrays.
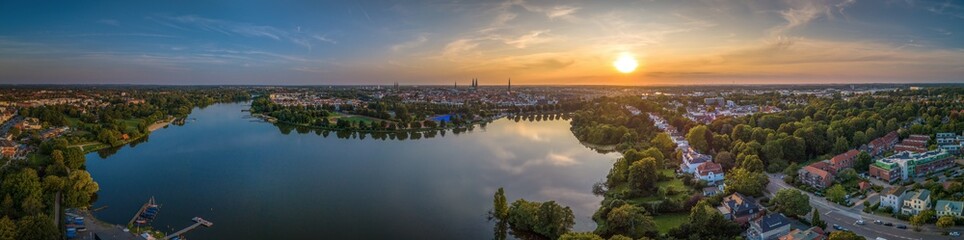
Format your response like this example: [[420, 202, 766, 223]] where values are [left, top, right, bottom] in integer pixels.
[[896, 225, 907, 229], [833, 224, 844, 230], [884, 222, 893, 226], [874, 220, 883, 225], [856, 220, 865, 225], [950, 232, 960, 237]]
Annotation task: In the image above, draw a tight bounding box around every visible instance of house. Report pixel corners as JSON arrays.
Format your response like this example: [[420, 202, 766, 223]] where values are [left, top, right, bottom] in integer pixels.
[[900, 189, 932, 215], [696, 162, 724, 183], [719, 192, 763, 225], [858, 181, 871, 192], [746, 213, 792, 240], [798, 165, 834, 189], [895, 137, 928, 153], [935, 200, 964, 218], [680, 147, 712, 174], [778, 227, 825, 240], [879, 186, 906, 213], [829, 150, 860, 170], [0, 139, 17, 159], [863, 131, 899, 156], [869, 149, 954, 183], [703, 186, 722, 196]]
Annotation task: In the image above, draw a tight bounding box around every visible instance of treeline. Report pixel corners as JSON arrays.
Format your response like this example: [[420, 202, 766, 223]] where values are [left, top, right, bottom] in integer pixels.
[[569, 96, 691, 151]]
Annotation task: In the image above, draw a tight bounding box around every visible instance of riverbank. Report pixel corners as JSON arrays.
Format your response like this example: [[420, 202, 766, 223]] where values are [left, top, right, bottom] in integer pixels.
[[147, 117, 175, 132], [251, 111, 507, 134]]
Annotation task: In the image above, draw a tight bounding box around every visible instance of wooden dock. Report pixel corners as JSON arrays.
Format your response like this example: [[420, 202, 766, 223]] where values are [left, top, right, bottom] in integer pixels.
[[127, 197, 156, 226], [162, 217, 213, 240]]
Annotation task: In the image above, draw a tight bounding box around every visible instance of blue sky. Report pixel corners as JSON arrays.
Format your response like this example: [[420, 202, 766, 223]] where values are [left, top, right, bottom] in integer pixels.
[[1, 0, 963, 85]]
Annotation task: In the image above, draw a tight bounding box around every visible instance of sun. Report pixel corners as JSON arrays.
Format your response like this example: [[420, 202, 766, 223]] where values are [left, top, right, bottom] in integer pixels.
[[613, 52, 638, 74]]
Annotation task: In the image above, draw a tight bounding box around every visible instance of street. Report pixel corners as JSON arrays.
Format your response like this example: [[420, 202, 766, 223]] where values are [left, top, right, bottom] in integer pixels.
[[765, 174, 963, 240]]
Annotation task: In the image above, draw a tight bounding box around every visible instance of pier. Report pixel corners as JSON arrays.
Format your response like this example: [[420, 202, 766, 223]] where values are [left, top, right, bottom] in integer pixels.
[[127, 197, 157, 226], [162, 217, 214, 240]]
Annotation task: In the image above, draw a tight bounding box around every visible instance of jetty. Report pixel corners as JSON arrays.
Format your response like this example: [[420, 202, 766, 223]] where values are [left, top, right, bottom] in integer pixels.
[[162, 217, 214, 240], [127, 197, 158, 226]]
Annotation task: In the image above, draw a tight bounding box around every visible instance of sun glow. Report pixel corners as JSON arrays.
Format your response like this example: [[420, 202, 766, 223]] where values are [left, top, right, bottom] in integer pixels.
[[613, 52, 638, 73]]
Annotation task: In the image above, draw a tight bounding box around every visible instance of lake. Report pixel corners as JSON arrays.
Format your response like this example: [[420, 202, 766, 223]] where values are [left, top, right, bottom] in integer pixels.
[[85, 102, 617, 239]]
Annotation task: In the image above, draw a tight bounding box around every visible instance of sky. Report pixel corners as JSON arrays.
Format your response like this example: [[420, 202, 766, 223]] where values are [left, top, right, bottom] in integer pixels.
[[1, 0, 963, 85]]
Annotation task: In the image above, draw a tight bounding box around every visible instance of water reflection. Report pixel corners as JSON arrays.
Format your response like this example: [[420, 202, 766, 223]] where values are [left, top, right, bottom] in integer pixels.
[[85, 103, 615, 239]]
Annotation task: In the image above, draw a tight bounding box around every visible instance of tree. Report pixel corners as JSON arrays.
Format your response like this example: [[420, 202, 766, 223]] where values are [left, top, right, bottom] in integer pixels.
[[826, 184, 847, 205], [909, 210, 935, 231], [810, 209, 826, 229], [64, 171, 99, 208], [937, 215, 955, 232], [559, 232, 604, 240], [605, 204, 656, 239], [16, 214, 58, 240], [651, 133, 676, 157], [771, 189, 811, 217], [836, 168, 858, 183], [506, 199, 574, 240], [782, 163, 801, 185], [828, 231, 864, 240], [64, 148, 86, 169], [854, 151, 872, 172], [724, 168, 769, 197], [686, 125, 712, 153], [668, 200, 742, 240], [0, 169, 45, 216], [833, 137, 850, 154], [739, 155, 764, 173], [0, 217, 15, 240], [493, 188, 508, 221], [628, 157, 659, 195], [715, 151, 736, 170]]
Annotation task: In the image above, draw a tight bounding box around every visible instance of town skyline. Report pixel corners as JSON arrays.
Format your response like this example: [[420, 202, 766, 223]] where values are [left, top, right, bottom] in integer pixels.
[[2, 0, 964, 85]]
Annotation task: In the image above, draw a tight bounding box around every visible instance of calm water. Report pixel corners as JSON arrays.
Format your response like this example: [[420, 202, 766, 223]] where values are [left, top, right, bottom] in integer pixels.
[[86, 102, 617, 239]]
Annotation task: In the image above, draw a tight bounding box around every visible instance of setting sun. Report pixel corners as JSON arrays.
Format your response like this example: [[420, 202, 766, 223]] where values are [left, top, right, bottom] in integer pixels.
[[613, 53, 638, 73]]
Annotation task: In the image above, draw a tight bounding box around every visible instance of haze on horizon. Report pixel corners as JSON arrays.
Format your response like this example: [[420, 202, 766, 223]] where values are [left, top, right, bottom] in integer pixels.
[[1, 0, 963, 86]]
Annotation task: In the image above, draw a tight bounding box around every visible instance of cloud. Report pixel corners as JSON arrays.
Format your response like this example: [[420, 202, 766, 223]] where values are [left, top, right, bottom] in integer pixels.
[[504, 30, 551, 48], [313, 35, 338, 44], [442, 38, 480, 58], [772, 2, 827, 35], [545, 5, 580, 19], [97, 19, 119, 26], [391, 34, 428, 52], [157, 15, 336, 50]]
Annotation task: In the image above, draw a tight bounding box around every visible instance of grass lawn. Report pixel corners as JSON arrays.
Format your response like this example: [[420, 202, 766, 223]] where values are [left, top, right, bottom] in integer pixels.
[[652, 213, 688, 233], [657, 178, 685, 189], [119, 118, 144, 132]]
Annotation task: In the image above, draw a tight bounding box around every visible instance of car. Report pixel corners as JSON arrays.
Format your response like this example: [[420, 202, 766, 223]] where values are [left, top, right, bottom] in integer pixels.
[[950, 232, 960, 237], [874, 220, 883, 225], [856, 220, 865, 225], [833, 224, 844, 230], [884, 222, 893, 226], [896, 225, 907, 229]]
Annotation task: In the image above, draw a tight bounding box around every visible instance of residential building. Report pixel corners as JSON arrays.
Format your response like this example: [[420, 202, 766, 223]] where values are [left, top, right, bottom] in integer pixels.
[[680, 147, 712, 174], [746, 213, 791, 240], [862, 131, 899, 156], [936, 132, 964, 154], [868, 149, 954, 183], [0, 139, 16, 159], [899, 189, 932, 215], [895, 136, 928, 153], [879, 186, 906, 213], [829, 150, 860, 170], [696, 161, 724, 183], [935, 200, 964, 218], [798, 165, 834, 189], [718, 192, 763, 225], [779, 227, 826, 240]]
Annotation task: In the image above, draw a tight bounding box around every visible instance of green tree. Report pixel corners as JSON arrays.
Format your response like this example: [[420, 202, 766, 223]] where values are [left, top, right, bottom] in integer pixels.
[[608, 235, 633, 240], [686, 125, 712, 153], [0, 169, 45, 216], [724, 168, 769, 197], [0, 217, 15, 240], [825, 184, 847, 205], [506, 199, 574, 240], [739, 155, 764, 173], [854, 151, 872, 172], [715, 151, 736, 170], [783, 162, 801, 185], [828, 231, 864, 240], [559, 232, 604, 240], [771, 189, 811, 217], [937, 215, 955, 232], [833, 137, 850, 154], [64, 148, 86, 169], [16, 214, 58, 240], [493, 188, 508, 221], [605, 204, 656, 239], [628, 157, 659, 195], [651, 133, 676, 157], [811, 209, 826, 229], [64, 171, 99, 208], [668, 200, 742, 240]]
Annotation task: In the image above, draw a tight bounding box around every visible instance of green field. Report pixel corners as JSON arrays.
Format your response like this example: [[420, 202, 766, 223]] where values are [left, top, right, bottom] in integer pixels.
[[652, 213, 689, 233]]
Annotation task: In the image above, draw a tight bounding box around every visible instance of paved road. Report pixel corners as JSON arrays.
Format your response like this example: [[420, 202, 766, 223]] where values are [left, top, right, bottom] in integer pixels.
[[766, 174, 963, 240]]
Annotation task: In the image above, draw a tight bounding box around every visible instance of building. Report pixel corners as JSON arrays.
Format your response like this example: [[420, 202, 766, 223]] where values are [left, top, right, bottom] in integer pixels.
[[868, 149, 954, 183], [704, 97, 725, 106], [746, 213, 792, 240], [696, 161, 724, 183], [935, 200, 964, 218], [936, 132, 964, 154], [0, 139, 17, 159], [829, 150, 860, 170], [879, 186, 906, 213], [899, 189, 932, 215], [895, 136, 928, 153], [862, 131, 899, 156], [680, 147, 712, 174], [798, 165, 834, 189], [718, 192, 763, 225], [778, 227, 825, 240]]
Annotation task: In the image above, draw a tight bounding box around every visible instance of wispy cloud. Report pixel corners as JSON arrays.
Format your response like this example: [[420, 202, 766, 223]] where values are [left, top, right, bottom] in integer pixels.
[[503, 30, 551, 48], [391, 34, 428, 52], [155, 15, 336, 50], [97, 19, 120, 26]]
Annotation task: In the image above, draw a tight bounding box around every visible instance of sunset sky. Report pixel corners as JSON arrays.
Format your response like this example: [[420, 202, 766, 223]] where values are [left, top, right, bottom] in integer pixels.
[[1, 0, 963, 85]]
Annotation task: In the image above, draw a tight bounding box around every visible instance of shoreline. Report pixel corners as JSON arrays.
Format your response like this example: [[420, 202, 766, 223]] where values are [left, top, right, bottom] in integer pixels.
[[147, 117, 175, 132]]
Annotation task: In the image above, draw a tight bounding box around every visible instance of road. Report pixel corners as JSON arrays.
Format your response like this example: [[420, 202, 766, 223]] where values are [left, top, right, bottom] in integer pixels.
[[766, 174, 963, 240]]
